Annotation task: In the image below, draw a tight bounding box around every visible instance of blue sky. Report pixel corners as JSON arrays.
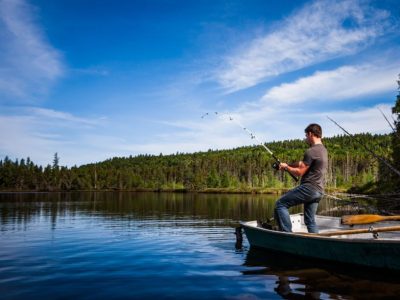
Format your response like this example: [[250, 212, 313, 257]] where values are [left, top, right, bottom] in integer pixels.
[[0, 0, 399, 166]]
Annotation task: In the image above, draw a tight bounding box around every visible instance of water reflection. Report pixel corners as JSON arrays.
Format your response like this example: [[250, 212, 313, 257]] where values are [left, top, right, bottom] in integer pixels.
[[243, 247, 400, 299], [0, 191, 353, 228], [0, 192, 284, 227]]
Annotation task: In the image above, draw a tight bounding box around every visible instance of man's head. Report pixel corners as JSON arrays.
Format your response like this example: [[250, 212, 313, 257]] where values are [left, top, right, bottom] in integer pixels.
[[305, 123, 322, 138], [304, 124, 322, 145]]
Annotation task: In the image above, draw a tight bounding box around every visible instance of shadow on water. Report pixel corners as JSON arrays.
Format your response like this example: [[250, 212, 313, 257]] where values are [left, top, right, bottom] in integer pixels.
[[242, 247, 400, 299]]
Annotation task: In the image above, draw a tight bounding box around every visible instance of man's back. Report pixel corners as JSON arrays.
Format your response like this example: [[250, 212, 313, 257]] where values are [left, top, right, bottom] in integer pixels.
[[300, 143, 328, 192]]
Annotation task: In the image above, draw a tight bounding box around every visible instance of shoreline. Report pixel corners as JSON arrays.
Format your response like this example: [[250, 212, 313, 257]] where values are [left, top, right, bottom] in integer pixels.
[[0, 187, 347, 195]]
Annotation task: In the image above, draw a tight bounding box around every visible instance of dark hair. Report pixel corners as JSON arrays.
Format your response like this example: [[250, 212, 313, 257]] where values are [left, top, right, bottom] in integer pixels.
[[305, 123, 322, 138]]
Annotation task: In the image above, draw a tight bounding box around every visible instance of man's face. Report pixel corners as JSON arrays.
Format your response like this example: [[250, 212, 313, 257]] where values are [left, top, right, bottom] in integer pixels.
[[304, 132, 312, 145]]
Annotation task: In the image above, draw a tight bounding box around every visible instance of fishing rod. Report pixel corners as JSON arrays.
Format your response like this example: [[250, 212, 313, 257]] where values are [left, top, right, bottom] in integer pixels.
[[378, 107, 396, 132], [202, 112, 298, 182], [327, 116, 400, 178], [377, 107, 400, 141]]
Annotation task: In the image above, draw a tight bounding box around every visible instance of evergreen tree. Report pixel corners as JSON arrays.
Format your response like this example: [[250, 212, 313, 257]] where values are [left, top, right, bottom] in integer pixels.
[[53, 153, 60, 170], [391, 74, 400, 189]]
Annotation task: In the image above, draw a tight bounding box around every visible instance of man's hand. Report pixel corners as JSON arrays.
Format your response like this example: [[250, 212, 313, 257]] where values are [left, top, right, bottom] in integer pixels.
[[279, 161, 309, 177], [279, 162, 288, 171]]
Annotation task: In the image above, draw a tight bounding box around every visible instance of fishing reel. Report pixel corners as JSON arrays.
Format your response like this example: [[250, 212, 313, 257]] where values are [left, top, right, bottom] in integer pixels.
[[272, 160, 281, 170], [272, 159, 298, 182]]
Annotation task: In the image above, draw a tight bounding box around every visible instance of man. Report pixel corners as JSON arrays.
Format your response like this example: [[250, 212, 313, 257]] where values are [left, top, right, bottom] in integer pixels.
[[274, 123, 328, 233]]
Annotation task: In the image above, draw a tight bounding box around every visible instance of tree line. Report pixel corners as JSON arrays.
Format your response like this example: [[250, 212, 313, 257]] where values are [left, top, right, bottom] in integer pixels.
[[0, 133, 393, 193]]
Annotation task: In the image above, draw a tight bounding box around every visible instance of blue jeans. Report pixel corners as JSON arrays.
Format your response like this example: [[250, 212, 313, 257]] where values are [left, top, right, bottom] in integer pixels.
[[274, 184, 323, 233]]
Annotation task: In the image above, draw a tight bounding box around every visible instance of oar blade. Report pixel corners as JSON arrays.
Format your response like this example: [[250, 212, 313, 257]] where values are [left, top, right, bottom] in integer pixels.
[[341, 214, 384, 225]]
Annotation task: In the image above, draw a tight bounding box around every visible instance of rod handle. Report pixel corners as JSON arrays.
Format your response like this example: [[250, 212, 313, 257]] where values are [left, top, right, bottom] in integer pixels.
[[286, 170, 299, 182], [273, 159, 298, 182]]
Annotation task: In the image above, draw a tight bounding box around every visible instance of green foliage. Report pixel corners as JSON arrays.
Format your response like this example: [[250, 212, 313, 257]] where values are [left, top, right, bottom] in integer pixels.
[[389, 74, 400, 189], [0, 133, 393, 192]]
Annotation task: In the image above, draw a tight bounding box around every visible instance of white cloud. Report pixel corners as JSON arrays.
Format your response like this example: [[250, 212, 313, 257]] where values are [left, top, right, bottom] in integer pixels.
[[0, 0, 64, 100], [216, 0, 392, 92], [261, 62, 400, 105], [28, 107, 99, 126], [0, 107, 103, 166], [0, 114, 66, 165]]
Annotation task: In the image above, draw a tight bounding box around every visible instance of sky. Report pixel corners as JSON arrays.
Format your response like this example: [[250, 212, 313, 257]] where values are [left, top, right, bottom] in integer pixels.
[[0, 0, 399, 167]]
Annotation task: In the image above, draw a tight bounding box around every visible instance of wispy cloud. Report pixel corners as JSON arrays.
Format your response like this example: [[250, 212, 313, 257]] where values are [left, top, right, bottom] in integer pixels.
[[215, 0, 393, 92], [0, 0, 64, 101], [175, 56, 398, 149], [28, 107, 100, 126], [0, 107, 104, 166], [261, 62, 400, 106]]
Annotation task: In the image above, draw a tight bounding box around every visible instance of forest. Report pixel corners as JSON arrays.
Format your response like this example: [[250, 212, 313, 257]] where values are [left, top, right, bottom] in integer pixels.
[[0, 133, 394, 193]]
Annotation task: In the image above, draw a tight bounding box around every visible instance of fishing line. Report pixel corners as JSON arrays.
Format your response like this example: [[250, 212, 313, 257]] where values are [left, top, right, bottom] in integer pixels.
[[201, 111, 298, 181], [327, 116, 400, 178], [203, 111, 274, 155]]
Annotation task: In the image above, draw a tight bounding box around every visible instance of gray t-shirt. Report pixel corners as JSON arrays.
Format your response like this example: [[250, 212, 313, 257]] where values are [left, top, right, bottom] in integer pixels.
[[300, 144, 328, 192]]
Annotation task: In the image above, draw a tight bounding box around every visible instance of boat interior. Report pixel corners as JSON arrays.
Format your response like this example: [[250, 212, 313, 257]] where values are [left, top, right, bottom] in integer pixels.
[[250, 214, 400, 240]]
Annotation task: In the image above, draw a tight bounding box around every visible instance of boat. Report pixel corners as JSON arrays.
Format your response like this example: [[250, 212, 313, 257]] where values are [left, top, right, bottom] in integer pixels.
[[240, 214, 400, 271]]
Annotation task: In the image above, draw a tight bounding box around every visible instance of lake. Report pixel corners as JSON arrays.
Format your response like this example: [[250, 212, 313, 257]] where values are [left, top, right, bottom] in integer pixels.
[[1, 192, 399, 299]]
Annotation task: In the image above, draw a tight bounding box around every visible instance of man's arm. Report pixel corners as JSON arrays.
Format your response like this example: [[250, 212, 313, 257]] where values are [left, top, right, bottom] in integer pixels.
[[279, 161, 309, 177]]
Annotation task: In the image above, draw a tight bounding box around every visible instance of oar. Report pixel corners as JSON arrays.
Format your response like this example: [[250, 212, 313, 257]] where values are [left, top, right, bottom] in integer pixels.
[[341, 214, 400, 225], [299, 225, 400, 237]]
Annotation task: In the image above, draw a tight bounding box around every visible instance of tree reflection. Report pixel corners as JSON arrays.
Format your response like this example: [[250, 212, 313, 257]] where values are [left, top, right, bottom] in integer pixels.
[[0, 191, 378, 228], [0, 192, 282, 227], [242, 247, 400, 299]]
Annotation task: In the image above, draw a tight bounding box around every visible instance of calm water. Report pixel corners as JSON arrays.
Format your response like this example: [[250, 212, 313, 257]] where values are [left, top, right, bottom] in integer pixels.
[[1, 192, 400, 299]]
